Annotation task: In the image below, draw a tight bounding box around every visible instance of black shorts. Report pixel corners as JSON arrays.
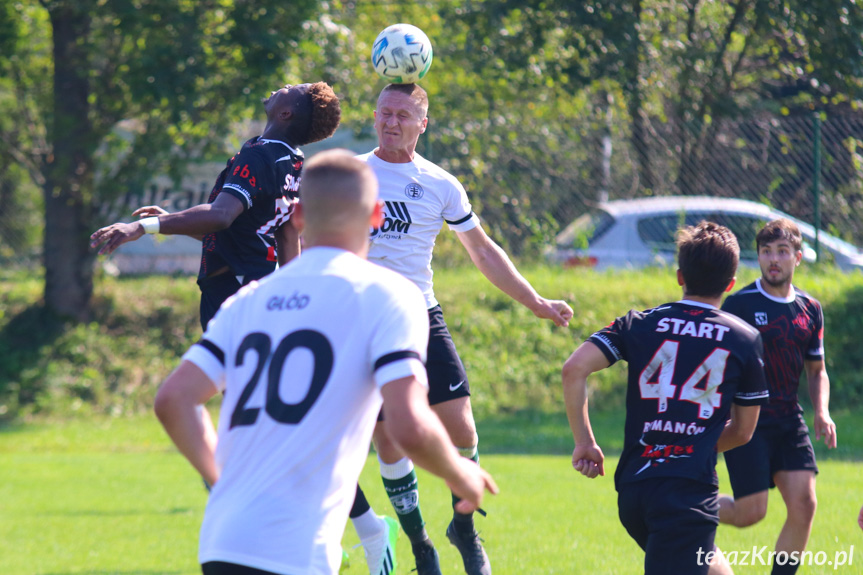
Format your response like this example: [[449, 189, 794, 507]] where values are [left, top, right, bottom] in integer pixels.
[[618, 478, 719, 575], [723, 413, 818, 498], [425, 305, 471, 406], [379, 305, 469, 421], [198, 273, 257, 331], [202, 561, 277, 575]]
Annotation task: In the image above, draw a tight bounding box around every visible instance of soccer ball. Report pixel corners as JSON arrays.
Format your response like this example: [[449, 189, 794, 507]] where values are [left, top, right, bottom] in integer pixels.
[[371, 24, 433, 84]]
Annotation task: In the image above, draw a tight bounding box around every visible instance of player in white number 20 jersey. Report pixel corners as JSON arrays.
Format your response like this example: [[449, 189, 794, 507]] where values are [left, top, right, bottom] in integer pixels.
[[155, 150, 498, 575]]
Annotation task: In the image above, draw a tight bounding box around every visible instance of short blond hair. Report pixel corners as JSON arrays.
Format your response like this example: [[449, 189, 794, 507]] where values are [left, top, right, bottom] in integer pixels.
[[379, 83, 428, 117]]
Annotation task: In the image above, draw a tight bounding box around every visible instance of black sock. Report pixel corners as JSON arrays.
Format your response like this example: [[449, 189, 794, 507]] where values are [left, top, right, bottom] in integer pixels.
[[451, 449, 480, 536], [771, 557, 800, 575], [349, 483, 370, 519]]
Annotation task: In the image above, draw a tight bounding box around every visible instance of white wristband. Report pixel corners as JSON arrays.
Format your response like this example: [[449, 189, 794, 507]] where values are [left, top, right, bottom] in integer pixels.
[[140, 217, 160, 234]]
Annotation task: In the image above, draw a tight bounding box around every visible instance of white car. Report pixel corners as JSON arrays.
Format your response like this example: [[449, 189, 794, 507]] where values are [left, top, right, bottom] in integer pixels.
[[549, 196, 863, 270]]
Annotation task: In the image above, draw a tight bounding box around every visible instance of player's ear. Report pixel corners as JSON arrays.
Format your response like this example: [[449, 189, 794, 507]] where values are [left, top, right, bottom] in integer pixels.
[[676, 269, 684, 287], [725, 277, 736, 293], [293, 201, 306, 234], [420, 117, 428, 134], [370, 200, 384, 229]]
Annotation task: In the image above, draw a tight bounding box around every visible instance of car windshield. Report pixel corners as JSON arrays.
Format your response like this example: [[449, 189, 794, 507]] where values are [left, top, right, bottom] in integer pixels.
[[556, 208, 615, 249]]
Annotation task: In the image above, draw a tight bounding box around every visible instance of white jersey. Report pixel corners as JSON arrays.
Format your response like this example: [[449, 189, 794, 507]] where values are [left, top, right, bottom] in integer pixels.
[[183, 246, 429, 575], [358, 150, 480, 308]]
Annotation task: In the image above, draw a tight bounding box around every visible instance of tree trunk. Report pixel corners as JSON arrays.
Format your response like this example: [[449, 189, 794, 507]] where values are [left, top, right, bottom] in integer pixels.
[[623, 0, 656, 195], [43, 2, 95, 320]]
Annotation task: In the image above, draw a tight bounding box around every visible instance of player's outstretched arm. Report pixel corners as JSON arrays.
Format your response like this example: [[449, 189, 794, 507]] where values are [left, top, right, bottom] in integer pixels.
[[380, 375, 498, 513], [154, 361, 220, 486], [132, 205, 205, 241], [456, 226, 573, 327], [562, 341, 610, 478], [806, 358, 837, 449], [716, 403, 760, 453], [90, 193, 244, 255]]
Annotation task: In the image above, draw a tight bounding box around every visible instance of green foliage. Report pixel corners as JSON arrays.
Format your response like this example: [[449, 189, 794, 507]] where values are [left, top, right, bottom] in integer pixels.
[[4, 264, 862, 421], [0, 273, 200, 419]]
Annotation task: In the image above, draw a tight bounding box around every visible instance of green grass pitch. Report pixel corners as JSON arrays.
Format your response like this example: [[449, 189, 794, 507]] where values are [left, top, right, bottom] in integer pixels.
[[1, 412, 860, 574]]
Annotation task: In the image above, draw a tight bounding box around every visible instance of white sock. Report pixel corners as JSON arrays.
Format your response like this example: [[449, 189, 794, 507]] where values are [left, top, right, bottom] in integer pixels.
[[352, 508, 386, 542], [378, 456, 414, 479]]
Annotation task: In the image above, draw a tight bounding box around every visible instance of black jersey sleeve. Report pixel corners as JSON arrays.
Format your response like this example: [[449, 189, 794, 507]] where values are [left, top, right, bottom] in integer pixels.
[[587, 313, 630, 365], [734, 334, 770, 406], [806, 300, 826, 360], [220, 148, 276, 210]]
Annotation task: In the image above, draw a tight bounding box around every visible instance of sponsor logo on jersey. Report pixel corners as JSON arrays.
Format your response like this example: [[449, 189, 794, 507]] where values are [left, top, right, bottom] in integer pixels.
[[655, 317, 731, 341], [640, 442, 695, 459], [404, 182, 424, 200], [754, 311, 768, 326], [231, 163, 257, 188], [371, 201, 413, 238], [641, 419, 706, 436], [792, 312, 810, 330]]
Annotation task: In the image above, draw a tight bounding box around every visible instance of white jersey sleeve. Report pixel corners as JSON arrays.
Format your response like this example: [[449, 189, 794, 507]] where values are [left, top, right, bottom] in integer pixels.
[[441, 176, 478, 233], [368, 280, 430, 389]]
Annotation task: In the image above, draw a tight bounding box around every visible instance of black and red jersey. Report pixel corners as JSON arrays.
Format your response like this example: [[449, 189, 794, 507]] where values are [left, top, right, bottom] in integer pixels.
[[721, 279, 825, 422], [588, 300, 769, 489], [198, 136, 302, 282]]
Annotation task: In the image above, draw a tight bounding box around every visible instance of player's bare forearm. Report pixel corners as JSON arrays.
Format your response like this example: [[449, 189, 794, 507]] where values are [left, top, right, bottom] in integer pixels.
[[154, 203, 237, 236], [133, 206, 207, 240], [91, 197, 240, 255], [562, 342, 609, 477], [716, 404, 760, 453], [154, 362, 220, 486], [806, 359, 837, 448], [806, 360, 831, 414], [458, 227, 573, 326]]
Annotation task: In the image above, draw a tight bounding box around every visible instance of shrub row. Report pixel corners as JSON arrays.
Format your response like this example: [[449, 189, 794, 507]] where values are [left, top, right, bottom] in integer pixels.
[[1, 264, 861, 420]]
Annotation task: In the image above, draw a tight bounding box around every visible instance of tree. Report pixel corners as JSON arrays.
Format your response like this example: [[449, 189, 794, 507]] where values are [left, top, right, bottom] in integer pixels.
[[0, 0, 320, 319]]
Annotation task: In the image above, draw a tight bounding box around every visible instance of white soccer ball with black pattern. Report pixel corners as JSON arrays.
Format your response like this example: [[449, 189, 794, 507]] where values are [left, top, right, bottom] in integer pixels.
[[371, 24, 433, 84]]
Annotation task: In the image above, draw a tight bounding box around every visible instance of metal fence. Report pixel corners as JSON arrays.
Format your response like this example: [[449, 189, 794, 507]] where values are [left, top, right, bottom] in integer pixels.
[[2, 109, 862, 271]]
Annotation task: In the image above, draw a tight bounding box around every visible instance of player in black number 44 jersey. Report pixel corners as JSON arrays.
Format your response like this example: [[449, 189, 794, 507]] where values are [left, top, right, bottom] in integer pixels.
[[718, 219, 837, 575], [563, 221, 769, 575]]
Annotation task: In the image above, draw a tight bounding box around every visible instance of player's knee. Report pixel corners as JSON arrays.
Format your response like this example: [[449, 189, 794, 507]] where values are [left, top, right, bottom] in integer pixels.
[[452, 429, 478, 451], [788, 490, 817, 522], [735, 499, 768, 527], [373, 426, 404, 464]]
